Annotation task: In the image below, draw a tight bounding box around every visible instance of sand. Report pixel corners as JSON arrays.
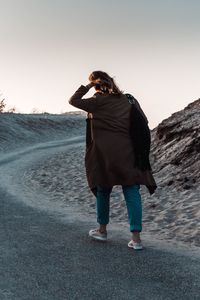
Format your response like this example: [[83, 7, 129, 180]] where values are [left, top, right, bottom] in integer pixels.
[[24, 144, 200, 247]]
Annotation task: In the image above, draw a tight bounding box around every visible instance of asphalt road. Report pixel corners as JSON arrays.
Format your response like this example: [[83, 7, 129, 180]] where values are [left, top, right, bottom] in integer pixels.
[[0, 138, 200, 300]]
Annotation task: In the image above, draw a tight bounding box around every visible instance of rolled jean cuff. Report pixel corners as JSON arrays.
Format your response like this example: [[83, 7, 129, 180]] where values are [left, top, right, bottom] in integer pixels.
[[130, 226, 142, 232], [97, 219, 109, 225]]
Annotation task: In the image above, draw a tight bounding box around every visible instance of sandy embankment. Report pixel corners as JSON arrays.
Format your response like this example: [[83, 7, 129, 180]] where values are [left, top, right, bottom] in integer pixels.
[[1, 113, 199, 248], [0, 113, 86, 153]]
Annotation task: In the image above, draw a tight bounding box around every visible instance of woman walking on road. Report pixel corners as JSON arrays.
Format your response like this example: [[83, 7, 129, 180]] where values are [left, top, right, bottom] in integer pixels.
[[69, 71, 157, 250]]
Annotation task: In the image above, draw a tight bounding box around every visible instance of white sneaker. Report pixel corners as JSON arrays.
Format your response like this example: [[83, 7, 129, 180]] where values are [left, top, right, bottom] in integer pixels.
[[89, 229, 107, 241], [128, 240, 143, 250]]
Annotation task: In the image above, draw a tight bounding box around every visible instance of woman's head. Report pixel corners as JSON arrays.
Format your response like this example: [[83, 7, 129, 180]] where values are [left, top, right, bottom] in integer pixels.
[[88, 71, 123, 95]]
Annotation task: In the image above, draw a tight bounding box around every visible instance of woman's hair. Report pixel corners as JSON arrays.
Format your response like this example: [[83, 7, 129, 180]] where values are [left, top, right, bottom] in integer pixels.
[[88, 71, 123, 95]]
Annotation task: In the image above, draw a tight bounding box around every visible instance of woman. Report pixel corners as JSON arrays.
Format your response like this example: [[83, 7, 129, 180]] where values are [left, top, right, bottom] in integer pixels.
[[68, 71, 157, 250]]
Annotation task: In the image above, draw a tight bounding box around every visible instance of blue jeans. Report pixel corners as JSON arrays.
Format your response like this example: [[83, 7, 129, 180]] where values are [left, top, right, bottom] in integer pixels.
[[96, 185, 142, 232]]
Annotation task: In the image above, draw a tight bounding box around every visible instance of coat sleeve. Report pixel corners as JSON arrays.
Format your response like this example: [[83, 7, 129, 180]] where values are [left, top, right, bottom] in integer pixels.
[[68, 85, 99, 113]]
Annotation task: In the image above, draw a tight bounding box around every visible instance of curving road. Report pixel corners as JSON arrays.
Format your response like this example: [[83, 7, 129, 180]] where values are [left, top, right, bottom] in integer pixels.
[[0, 137, 200, 300]]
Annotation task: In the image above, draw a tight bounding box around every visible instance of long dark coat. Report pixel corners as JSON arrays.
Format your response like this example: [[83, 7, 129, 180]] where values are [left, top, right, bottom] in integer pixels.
[[69, 85, 157, 195]]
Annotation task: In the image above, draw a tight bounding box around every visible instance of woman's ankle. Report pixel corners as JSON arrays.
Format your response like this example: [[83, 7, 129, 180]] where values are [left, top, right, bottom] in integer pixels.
[[99, 224, 107, 233], [132, 231, 141, 243]]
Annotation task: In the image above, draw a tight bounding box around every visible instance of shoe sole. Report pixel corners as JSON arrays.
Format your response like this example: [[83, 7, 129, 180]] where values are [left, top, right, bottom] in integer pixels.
[[89, 234, 107, 242], [128, 242, 143, 250]]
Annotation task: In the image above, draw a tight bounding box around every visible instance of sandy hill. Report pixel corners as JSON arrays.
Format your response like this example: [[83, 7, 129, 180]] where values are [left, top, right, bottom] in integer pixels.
[[0, 113, 85, 153]]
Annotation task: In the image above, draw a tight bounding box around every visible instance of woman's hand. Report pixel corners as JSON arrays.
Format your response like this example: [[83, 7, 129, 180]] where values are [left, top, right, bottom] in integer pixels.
[[85, 82, 95, 89]]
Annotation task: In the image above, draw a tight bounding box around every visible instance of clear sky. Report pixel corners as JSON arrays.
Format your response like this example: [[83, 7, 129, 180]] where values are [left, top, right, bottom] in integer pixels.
[[0, 0, 200, 128]]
